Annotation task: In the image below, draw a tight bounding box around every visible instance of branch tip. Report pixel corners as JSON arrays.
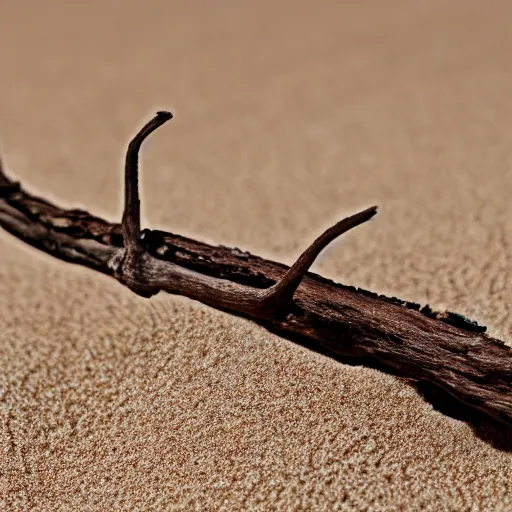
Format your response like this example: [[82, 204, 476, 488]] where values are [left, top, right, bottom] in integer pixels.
[[156, 111, 173, 121], [0, 146, 15, 190], [0, 144, 5, 177]]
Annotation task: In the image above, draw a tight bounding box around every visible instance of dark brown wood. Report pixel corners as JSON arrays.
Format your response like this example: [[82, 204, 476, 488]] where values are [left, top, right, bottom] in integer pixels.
[[1, 113, 511, 428]]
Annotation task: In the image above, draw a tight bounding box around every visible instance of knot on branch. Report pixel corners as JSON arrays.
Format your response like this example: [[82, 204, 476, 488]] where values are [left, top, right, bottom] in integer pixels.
[[109, 248, 159, 298]]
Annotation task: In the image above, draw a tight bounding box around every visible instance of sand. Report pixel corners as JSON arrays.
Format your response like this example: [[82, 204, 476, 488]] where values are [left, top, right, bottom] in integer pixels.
[[1, 0, 512, 510]]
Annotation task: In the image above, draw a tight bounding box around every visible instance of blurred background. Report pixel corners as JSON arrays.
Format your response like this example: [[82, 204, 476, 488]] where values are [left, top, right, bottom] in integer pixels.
[[1, 0, 511, 333]]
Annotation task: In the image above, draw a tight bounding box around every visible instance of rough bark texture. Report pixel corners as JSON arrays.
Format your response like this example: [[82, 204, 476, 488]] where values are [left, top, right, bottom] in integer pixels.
[[1, 162, 511, 429]]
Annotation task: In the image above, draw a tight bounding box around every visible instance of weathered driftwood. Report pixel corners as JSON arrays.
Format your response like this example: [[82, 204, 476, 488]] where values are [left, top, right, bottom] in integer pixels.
[[1, 112, 511, 427]]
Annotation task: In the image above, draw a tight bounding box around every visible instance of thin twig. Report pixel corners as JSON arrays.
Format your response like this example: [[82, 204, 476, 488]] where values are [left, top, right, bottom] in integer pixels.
[[261, 206, 378, 316], [123, 111, 173, 251]]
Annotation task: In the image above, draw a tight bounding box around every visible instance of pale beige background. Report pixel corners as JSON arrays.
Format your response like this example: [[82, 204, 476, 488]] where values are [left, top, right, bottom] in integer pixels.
[[1, 1, 512, 510]]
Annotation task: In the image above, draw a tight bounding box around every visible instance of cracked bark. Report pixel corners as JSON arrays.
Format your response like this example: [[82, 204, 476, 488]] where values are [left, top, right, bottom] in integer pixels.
[[1, 112, 511, 428]]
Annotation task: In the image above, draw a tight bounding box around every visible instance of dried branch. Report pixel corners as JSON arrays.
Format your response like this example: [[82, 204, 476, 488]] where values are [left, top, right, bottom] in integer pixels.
[[1, 113, 511, 428]]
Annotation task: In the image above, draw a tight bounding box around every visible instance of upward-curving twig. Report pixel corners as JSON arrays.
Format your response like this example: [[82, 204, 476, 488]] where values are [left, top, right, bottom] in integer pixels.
[[260, 206, 377, 317], [122, 111, 173, 251]]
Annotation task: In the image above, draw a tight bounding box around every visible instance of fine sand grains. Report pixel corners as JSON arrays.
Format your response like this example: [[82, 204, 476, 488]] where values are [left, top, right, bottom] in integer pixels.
[[1, 0, 512, 510]]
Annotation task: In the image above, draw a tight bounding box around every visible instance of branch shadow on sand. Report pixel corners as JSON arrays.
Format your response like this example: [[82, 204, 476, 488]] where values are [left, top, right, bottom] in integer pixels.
[[260, 322, 512, 452]]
